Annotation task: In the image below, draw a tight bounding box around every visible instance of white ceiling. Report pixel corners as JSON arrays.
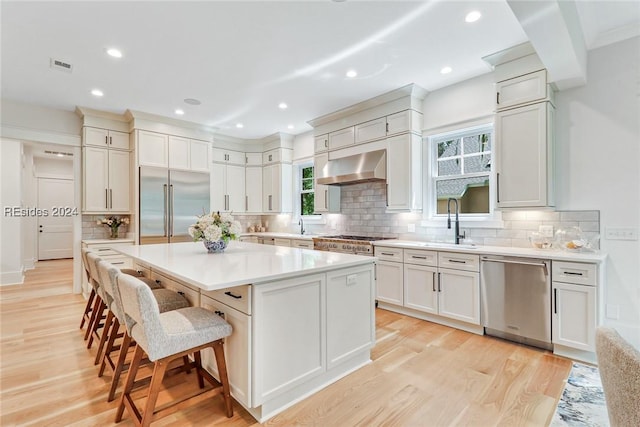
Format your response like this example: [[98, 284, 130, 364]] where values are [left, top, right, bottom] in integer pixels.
[[2, 1, 638, 140]]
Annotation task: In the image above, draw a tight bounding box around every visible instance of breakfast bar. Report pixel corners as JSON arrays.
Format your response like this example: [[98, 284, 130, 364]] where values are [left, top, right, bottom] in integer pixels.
[[115, 240, 376, 422]]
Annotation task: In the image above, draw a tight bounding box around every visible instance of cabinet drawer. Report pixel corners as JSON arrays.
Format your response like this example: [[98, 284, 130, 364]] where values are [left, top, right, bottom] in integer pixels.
[[496, 69, 547, 110], [273, 238, 291, 247], [133, 262, 151, 278], [552, 261, 596, 286], [292, 239, 313, 249], [151, 271, 200, 307], [105, 256, 133, 270], [202, 285, 251, 315], [374, 246, 403, 262], [403, 249, 438, 266], [438, 252, 480, 272], [328, 127, 355, 150]]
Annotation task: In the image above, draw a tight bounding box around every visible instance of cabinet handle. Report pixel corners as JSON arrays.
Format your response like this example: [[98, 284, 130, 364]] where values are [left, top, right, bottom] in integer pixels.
[[98, 248, 110, 252], [325, 189, 328, 209], [496, 173, 500, 203], [269, 195, 272, 211], [105, 135, 109, 145], [437, 273, 441, 292], [224, 291, 242, 299], [109, 189, 113, 209], [380, 252, 395, 256], [177, 291, 185, 296], [112, 262, 125, 265], [163, 184, 168, 237], [269, 154, 273, 162], [109, 136, 113, 145], [564, 271, 584, 276], [554, 288, 557, 314], [155, 279, 162, 285], [412, 255, 427, 260], [432, 272, 436, 292], [385, 184, 389, 207], [105, 189, 108, 209], [496, 92, 500, 105], [386, 122, 389, 133], [214, 310, 225, 318], [448, 259, 466, 264], [324, 139, 328, 148]]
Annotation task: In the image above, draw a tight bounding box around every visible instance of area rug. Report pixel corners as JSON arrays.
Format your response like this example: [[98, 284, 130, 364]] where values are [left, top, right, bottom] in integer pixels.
[[551, 362, 609, 426]]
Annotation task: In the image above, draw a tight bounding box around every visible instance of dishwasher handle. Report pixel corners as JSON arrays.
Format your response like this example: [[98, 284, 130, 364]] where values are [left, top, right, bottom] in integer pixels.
[[482, 257, 549, 275]]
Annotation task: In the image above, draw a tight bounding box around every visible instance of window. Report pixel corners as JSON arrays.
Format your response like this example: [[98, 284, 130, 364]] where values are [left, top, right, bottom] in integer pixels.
[[430, 125, 493, 216], [300, 164, 315, 216]]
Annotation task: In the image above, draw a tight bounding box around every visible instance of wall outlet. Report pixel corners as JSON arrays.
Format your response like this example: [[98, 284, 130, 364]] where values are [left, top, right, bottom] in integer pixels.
[[539, 225, 554, 237], [408, 223, 416, 232], [605, 227, 638, 240]]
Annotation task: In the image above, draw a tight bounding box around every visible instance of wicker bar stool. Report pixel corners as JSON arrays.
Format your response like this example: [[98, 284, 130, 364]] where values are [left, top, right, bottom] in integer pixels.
[[115, 274, 233, 426]]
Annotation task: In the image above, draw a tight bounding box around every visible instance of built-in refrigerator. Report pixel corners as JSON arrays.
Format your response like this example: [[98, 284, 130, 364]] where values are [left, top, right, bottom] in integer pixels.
[[139, 167, 210, 245]]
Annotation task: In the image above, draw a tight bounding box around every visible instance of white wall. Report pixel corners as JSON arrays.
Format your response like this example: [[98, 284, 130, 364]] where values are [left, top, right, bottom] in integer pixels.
[[21, 146, 36, 269], [1, 139, 24, 284], [293, 130, 314, 161], [34, 156, 74, 178], [555, 36, 640, 347]]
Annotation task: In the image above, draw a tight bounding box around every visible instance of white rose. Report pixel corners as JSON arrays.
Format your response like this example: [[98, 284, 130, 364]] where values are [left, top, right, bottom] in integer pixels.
[[204, 224, 222, 241]]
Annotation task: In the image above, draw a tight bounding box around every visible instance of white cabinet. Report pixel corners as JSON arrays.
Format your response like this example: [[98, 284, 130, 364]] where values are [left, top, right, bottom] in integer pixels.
[[313, 153, 340, 213], [496, 70, 547, 110], [245, 152, 263, 166], [212, 148, 245, 165], [314, 134, 329, 153], [438, 268, 480, 325], [374, 246, 404, 305], [552, 261, 598, 352], [169, 136, 210, 172], [84, 127, 130, 150], [386, 133, 422, 211], [355, 117, 387, 144], [263, 163, 292, 213], [291, 239, 313, 249], [137, 130, 168, 168], [403, 263, 438, 314], [273, 238, 291, 247], [495, 101, 555, 208], [200, 293, 251, 407], [83, 146, 131, 213], [212, 163, 245, 213], [245, 166, 263, 213], [262, 148, 292, 165], [328, 127, 355, 150], [386, 110, 419, 135]]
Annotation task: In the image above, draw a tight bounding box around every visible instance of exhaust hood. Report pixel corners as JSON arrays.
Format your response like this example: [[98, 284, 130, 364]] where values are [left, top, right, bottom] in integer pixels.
[[316, 150, 386, 186]]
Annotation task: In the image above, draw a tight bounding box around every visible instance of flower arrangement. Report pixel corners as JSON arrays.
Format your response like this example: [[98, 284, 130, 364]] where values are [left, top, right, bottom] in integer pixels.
[[189, 212, 242, 252], [98, 216, 129, 239]]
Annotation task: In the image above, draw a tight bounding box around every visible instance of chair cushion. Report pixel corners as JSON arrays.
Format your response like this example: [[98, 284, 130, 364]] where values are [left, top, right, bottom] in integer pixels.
[[131, 307, 232, 361], [151, 289, 190, 313], [138, 277, 163, 290], [121, 268, 145, 277]]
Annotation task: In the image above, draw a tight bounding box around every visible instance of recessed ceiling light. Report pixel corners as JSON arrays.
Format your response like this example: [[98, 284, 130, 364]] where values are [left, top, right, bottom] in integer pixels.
[[346, 69, 358, 78], [236, 123, 244, 129], [184, 98, 201, 105], [106, 48, 123, 58], [278, 102, 288, 110], [174, 109, 185, 115], [91, 89, 104, 97], [440, 66, 452, 74], [465, 11, 481, 23], [287, 124, 294, 130]]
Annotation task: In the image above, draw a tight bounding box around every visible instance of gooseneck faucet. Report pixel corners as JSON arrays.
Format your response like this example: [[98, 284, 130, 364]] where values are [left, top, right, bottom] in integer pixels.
[[447, 198, 465, 244], [298, 217, 305, 235]]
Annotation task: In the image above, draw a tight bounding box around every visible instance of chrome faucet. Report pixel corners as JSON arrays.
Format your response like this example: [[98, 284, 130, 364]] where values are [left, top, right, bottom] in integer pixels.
[[447, 198, 465, 244], [298, 218, 305, 235]]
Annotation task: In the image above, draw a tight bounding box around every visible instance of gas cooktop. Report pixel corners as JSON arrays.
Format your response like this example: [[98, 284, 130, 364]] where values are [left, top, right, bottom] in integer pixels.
[[315, 235, 392, 242]]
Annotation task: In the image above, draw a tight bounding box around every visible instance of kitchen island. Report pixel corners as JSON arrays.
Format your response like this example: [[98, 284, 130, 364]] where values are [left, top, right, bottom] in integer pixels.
[[115, 241, 376, 422]]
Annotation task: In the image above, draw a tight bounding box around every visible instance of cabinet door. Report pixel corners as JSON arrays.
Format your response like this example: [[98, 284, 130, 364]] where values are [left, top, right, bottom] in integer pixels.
[[245, 167, 263, 213], [262, 165, 274, 212], [108, 130, 130, 150], [108, 150, 131, 212], [211, 148, 227, 163], [262, 149, 281, 165], [83, 147, 109, 212], [386, 110, 413, 135], [355, 117, 386, 144], [84, 127, 109, 147], [273, 238, 290, 247], [326, 266, 375, 369], [314, 153, 340, 213], [210, 163, 226, 212], [168, 136, 190, 170], [245, 152, 262, 166], [496, 70, 547, 110], [404, 264, 438, 314], [386, 133, 411, 210], [226, 150, 245, 165], [496, 102, 552, 208], [292, 239, 313, 249], [189, 140, 210, 172], [328, 127, 355, 150], [438, 268, 480, 325], [138, 130, 168, 168], [200, 296, 251, 408], [252, 274, 325, 405], [314, 134, 329, 153], [375, 260, 403, 305], [227, 164, 246, 213], [552, 282, 596, 351]]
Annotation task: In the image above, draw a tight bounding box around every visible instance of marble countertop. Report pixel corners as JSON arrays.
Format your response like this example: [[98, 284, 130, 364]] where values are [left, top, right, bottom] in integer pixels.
[[372, 240, 607, 263], [240, 232, 322, 241], [114, 241, 374, 291]]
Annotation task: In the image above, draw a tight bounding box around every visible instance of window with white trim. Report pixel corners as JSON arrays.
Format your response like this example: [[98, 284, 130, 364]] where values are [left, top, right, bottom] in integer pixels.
[[300, 164, 315, 216], [429, 125, 493, 217]]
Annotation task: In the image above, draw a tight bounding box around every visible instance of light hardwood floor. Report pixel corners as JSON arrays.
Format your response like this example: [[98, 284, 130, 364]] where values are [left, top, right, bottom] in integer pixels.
[[0, 259, 572, 426]]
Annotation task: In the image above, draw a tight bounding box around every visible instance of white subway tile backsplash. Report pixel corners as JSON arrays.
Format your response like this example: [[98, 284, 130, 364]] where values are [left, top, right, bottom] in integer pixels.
[[560, 211, 600, 221], [501, 211, 527, 221]]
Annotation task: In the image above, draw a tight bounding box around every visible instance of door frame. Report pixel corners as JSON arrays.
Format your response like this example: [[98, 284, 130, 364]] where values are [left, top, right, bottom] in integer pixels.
[[36, 176, 74, 261]]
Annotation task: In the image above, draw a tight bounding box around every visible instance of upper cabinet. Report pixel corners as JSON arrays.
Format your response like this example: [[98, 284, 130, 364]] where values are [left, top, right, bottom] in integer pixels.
[[138, 130, 210, 172], [263, 163, 293, 213], [386, 133, 422, 211], [495, 101, 555, 209], [313, 153, 340, 213], [314, 134, 329, 153], [212, 148, 245, 165], [245, 152, 263, 166], [262, 148, 293, 165], [84, 127, 130, 150], [328, 127, 355, 150], [496, 70, 547, 111]]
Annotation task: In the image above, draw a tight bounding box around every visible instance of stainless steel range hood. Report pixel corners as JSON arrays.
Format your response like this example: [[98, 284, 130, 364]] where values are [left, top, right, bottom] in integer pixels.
[[316, 150, 386, 186]]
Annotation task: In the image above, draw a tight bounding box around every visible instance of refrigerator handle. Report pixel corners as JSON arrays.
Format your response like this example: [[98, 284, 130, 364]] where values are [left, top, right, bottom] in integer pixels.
[[163, 184, 168, 237], [169, 184, 174, 237]]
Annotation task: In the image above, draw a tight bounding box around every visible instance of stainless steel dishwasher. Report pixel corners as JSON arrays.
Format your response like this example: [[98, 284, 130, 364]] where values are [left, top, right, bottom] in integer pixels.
[[481, 255, 552, 350]]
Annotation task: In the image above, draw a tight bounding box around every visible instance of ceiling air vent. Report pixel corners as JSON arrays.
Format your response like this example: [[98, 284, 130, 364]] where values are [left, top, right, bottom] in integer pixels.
[[50, 58, 73, 73]]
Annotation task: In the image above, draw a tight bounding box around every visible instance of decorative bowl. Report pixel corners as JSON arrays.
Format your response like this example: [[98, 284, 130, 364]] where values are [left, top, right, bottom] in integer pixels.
[[203, 239, 228, 253], [529, 232, 553, 249]]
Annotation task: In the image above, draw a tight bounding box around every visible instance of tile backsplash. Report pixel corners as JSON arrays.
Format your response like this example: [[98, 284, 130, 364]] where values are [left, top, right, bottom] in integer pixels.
[[82, 214, 131, 240]]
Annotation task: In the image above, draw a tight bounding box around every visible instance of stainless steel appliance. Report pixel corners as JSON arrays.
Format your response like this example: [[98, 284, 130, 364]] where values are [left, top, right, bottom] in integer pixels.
[[481, 255, 552, 350], [313, 235, 390, 256], [139, 167, 210, 245], [316, 150, 386, 186]]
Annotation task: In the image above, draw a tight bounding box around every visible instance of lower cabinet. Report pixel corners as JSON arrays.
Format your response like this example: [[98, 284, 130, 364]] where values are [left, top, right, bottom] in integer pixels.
[[375, 260, 404, 305], [291, 239, 313, 249], [273, 238, 291, 247], [552, 283, 596, 351], [437, 268, 480, 325], [150, 270, 200, 307], [403, 263, 437, 314]]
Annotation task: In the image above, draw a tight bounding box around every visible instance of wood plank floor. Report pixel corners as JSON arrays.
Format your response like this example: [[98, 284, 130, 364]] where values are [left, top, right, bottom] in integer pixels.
[[0, 259, 572, 426]]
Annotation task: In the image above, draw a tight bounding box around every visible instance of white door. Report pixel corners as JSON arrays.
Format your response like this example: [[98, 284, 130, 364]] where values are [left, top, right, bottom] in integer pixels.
[[38, 178, 74, 260]]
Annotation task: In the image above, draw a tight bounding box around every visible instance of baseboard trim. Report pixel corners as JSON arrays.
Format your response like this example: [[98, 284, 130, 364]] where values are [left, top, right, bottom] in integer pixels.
[[1, 270, 25, 286]]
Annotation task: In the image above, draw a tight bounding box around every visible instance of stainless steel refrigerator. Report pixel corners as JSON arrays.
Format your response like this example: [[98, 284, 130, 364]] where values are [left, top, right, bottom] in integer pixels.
[[139, 167, 210, 245]]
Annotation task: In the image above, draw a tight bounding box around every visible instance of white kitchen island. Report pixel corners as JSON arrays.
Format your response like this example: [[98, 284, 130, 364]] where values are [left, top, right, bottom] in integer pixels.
[[115, 241, 376, 422]]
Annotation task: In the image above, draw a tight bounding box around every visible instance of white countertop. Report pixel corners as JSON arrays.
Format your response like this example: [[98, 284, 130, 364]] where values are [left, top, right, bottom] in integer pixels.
[[372, 240, 607, 263], [82, 238, 135, 244], [240, 232, 318, 241], [114, 241, 374, 291]]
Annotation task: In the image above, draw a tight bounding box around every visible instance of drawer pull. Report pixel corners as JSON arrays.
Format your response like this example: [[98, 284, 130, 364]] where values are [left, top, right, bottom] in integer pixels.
[[225, 291, 242, 299], [380, 252, 395, 256], [214, 310, 225, 318], [98, 248, 110, 251], [564, 271, 584, 276], [412, 256, 427, 260], [112, 262, 125, 265], [448, 259, 467, 264], [155, 279, 162, 284], [432, 272, 436, 292], [177, 291, 185, 296]]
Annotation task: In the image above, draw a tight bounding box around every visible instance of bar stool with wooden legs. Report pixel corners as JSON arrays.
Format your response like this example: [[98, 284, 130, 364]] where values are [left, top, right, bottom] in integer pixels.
[[96, 259, 191, 401], [115, 274, 234, 426]]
